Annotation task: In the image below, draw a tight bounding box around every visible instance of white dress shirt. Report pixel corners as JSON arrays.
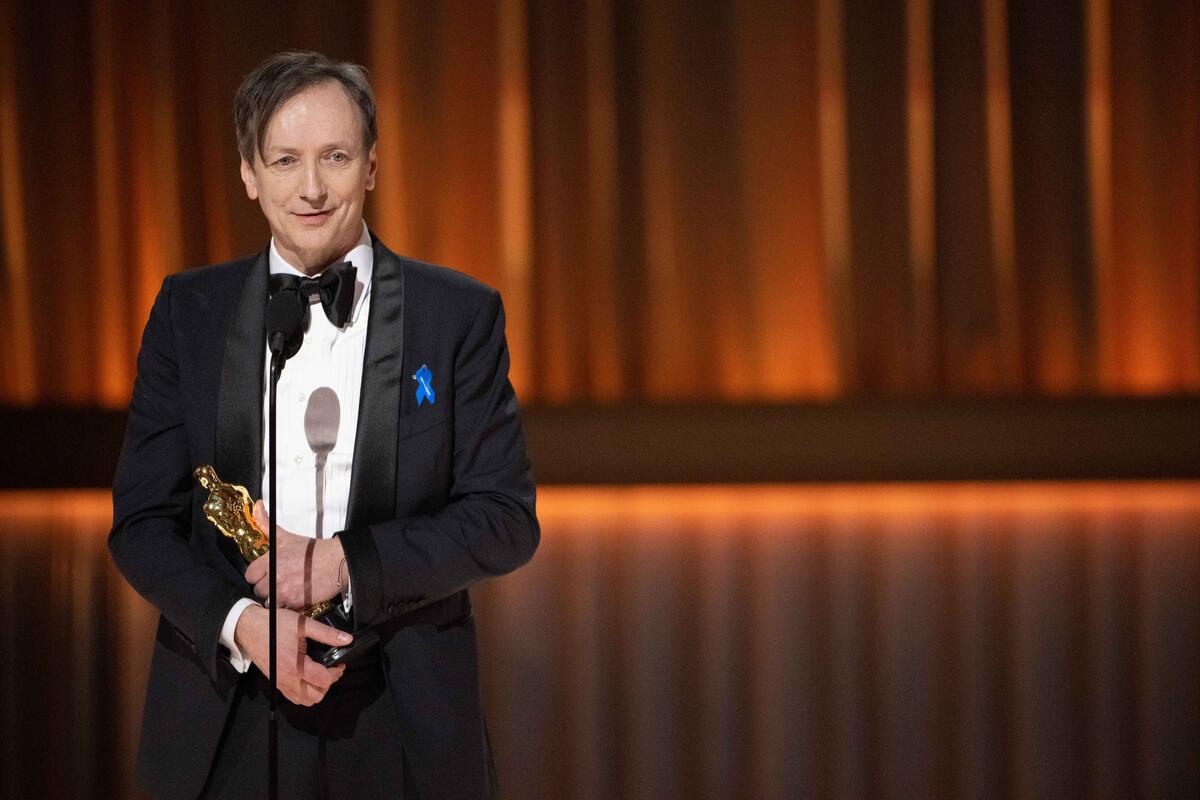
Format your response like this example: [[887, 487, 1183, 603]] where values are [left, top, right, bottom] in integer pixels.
[[220, 223, 373, 672]]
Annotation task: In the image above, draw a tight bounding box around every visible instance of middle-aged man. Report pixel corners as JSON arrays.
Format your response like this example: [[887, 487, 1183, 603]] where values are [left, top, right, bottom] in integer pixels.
[[110, 51, 538, 800]]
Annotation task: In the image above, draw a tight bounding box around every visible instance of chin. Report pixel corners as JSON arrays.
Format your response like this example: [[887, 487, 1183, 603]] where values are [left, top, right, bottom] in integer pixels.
[[287, 232, 338, 258], [275, 216, 359, 269]]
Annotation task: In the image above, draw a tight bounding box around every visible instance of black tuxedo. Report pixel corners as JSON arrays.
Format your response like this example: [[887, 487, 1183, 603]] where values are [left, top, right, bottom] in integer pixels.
[[110, 235, 539, 799]]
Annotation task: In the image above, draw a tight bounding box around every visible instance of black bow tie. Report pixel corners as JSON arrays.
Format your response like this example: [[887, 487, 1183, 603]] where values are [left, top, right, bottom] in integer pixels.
[[269, 261, 358, 328]]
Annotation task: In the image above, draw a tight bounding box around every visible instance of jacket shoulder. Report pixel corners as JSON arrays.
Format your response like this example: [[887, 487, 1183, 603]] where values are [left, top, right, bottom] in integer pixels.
[[399, 257, 498, 304], [168, 252, 261, 294]]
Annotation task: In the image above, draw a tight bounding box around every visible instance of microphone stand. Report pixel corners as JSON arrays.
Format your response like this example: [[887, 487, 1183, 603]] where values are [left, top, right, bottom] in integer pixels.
[[264, 287, 303, 800], [268, 351, 283, 800]]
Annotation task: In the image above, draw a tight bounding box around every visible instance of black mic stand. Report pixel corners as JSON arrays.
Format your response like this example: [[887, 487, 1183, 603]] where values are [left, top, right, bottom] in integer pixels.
[[264, 288, 304, 800], [268, 350, 282, 800], [260, 285, 374, 796]]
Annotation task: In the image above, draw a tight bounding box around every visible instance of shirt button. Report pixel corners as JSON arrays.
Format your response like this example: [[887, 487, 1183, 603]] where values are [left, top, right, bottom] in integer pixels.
[[297, 392, 306, 402], [294, 456, 303, 464]]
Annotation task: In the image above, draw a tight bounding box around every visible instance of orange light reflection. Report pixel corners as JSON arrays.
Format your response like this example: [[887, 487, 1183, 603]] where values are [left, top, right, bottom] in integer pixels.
[[5, 483, 1198, 542]]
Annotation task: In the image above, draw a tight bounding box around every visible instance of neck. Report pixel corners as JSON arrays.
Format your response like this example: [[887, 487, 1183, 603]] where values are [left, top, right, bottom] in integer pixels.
[[287, 251, 343, 276], [277, 232, 362, 276]]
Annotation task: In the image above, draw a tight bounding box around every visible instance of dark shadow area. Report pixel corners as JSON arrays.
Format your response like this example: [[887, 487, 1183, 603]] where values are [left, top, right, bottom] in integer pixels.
[[3, 396, 1198, 488]]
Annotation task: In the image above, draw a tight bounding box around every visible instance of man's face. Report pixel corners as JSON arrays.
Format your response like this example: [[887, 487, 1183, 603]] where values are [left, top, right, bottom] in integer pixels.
[[240, 80, 377, 274]]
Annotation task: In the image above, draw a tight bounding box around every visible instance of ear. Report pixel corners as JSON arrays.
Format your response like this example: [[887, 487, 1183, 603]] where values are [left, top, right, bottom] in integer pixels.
[[364, 144, 378, 192], [239, 158, 260, 201]]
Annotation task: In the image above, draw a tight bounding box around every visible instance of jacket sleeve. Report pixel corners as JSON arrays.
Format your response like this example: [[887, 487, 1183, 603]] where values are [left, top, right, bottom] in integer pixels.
[[109, 276, 250, 678], [337, 289, 539, 625]]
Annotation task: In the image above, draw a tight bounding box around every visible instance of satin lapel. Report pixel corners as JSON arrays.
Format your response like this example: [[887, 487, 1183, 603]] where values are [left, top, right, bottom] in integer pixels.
[[346, 236, 404, 528], [214, 248, 268, 499]]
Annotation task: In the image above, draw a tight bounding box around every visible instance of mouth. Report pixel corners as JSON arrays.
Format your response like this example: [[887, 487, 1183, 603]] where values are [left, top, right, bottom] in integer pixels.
[[294, 209, 334, 226]]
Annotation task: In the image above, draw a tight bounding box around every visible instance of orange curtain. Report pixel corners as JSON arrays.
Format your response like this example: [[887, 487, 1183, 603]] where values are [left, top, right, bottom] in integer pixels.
[[0, 0, 1197, 407]]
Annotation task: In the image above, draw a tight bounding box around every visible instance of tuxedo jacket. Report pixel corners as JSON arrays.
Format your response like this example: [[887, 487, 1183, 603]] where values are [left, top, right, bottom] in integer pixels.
[[109, 235, 539, 799]]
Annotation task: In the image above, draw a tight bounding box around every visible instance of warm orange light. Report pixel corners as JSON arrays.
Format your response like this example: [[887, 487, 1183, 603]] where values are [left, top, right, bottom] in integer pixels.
[[817, 0, 853, 390], [367, 0, 409, 253], [496, 0, 535, 399], [906, 0, 936, 386], [0, 6, 37, 404], [0, 491, 112, 526], [535, 482, 1200, 525], [984, 0, 1019, 385], [6, 483, 1198, 535], [2, 2, 1198, 407]]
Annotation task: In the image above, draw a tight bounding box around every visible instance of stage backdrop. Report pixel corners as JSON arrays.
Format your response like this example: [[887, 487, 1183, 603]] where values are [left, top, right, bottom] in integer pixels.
[[1, 0, 1198, 406], [1, 3, 1198, 800], [2, 484, 1198, 800]]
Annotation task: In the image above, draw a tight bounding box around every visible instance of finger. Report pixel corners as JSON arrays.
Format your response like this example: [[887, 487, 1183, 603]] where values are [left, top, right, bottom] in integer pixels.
[[253, 499, 268, 530], [288, 621, 307, 668], [269, 588, 295, 610], [316, 663, 347, 686], [300, 679, 330, 706], [281, 582, 306, 606], [290, 628, 307, 671], [299, 617, 353, 648], [253, 578, 268, 600], [301, 658, 338, 691], [286, 682, 318, 707], [244, 556, 267, 584]]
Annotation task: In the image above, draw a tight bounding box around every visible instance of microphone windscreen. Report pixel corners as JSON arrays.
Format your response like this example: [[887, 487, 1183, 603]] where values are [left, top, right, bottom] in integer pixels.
[[304, 387, 341, 454], [266, 289, 306, 357]]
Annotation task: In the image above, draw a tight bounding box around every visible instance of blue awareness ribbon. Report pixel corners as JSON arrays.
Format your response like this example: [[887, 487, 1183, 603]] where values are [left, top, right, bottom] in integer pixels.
[[414, 364, 436, 407]]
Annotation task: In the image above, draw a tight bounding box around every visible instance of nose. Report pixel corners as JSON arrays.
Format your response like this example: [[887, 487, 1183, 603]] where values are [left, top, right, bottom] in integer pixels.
[[299, 161, 326, 204]]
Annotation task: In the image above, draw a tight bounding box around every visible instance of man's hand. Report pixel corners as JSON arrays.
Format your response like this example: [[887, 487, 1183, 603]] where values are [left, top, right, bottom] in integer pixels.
[[244, 500, 345, 610], [234, 604, 349, 706]]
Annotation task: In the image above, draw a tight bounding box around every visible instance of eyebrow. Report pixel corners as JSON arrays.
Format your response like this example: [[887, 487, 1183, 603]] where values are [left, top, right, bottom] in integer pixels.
[[262, 141, 358, 156]]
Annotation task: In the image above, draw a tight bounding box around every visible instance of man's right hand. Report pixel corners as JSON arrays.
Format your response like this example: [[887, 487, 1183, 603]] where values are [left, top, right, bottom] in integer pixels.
[[233, 604, 350, 706]]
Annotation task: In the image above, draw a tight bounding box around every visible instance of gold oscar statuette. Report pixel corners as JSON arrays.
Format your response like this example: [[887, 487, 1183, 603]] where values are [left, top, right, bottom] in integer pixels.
[[194, 465, 335, 619]]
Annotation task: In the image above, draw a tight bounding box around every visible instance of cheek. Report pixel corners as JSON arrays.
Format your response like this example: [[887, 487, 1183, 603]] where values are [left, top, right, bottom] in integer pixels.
[[332, 169, 371, 200], [262, 186, 294, 212]]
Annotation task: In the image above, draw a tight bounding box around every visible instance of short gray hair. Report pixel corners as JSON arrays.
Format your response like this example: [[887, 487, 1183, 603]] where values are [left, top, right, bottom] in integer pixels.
[[234, 51, 378, 165]]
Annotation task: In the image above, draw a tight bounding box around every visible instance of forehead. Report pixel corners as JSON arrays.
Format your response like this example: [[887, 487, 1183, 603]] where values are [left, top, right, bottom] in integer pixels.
[[262, 80, 362, 150]]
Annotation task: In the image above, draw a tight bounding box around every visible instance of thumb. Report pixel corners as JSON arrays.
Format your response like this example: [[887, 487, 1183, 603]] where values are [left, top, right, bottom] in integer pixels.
[[253, 499, 269, 530], [300, 617, 353, 647]]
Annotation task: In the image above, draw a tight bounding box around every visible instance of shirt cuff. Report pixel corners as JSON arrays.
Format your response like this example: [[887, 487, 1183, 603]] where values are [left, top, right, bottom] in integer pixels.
[[219, 598, 259, 674]]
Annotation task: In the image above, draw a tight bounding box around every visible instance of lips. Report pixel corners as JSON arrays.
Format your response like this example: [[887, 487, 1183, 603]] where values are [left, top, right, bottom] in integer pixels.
[[295, 209, 333, 225]]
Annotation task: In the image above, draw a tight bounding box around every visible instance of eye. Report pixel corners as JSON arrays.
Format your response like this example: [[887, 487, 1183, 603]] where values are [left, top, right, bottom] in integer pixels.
[[273, 155, 296, 167], [329, 151, 349, 163]]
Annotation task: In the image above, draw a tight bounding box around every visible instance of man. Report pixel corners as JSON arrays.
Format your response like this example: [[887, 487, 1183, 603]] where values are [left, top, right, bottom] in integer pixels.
[[110, 51, 538, 799]]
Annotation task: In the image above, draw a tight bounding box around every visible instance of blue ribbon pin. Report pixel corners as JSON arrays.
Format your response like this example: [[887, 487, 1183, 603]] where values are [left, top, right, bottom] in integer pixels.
[[414, 364, 436, 407]]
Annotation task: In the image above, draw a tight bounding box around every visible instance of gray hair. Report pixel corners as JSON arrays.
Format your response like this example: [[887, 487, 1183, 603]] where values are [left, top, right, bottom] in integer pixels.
[[234, 51, 378, 165]]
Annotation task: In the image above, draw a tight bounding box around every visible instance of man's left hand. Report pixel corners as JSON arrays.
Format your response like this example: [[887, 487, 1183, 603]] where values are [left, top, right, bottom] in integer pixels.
[[244, 500, 345, 610]]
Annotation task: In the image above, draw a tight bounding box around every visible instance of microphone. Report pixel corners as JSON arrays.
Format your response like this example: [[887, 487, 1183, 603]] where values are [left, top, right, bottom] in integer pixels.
[[304, 387, 340, 539], [265, 289, 306, 361]]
